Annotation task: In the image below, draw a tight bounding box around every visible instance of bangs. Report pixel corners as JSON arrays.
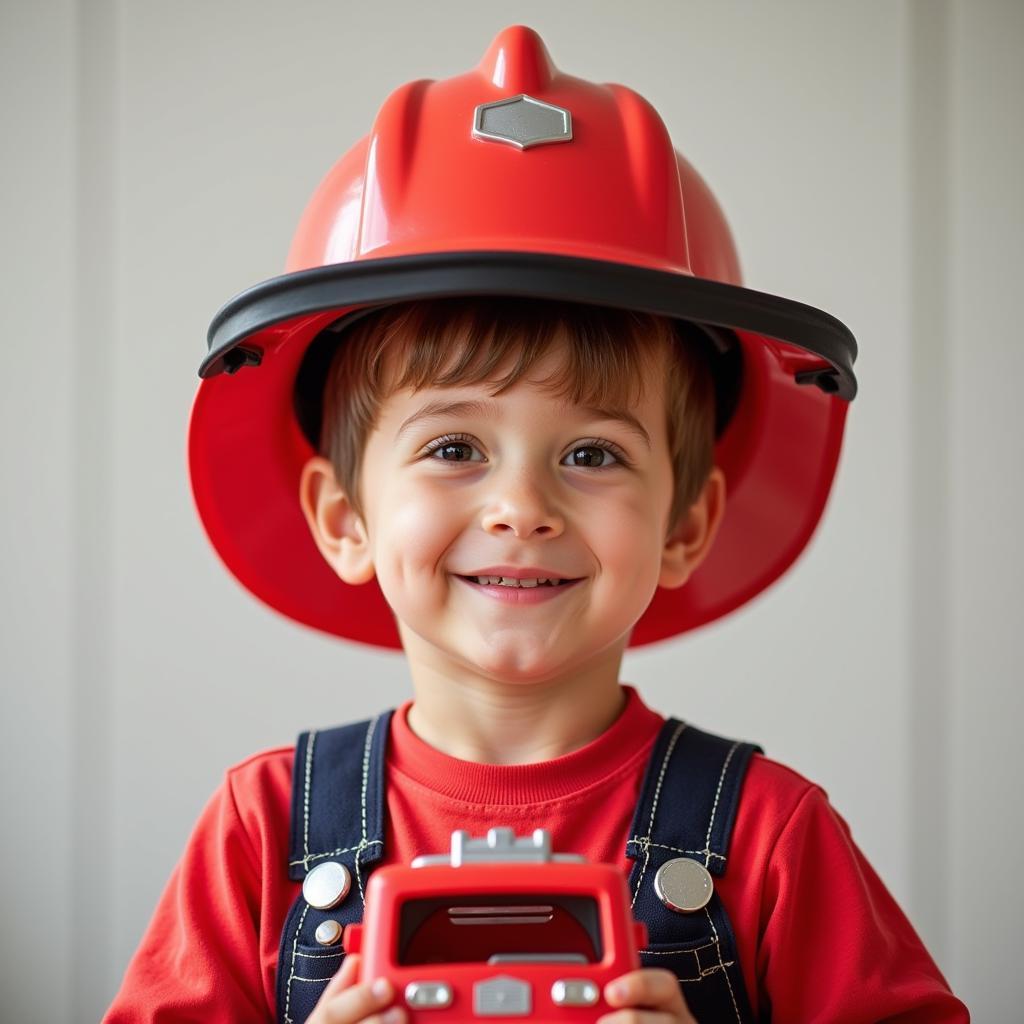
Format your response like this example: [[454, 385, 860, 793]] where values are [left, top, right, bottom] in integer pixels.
[[353, 297, 672, 411]]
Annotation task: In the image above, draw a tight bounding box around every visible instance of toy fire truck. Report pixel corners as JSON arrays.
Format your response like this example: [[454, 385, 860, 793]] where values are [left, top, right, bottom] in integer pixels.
[[342, 828, 647, 1021]]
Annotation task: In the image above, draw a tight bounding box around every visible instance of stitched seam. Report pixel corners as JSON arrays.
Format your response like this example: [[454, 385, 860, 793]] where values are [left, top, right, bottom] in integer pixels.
[[630, 721, 686, 908], [646, 723, 686, 835], [639, 941, 734, 983], [353, 713, 380, 906], [355, 854, 365, 906], [389, 734, 658, 808], [289, 839, 382, 867], [295, 949, 344, 959], [283, 902, 310, 1024], [360, 715, 376, 845], [703, 740, 740, 867], [626, 838, 726, 861], [704, 906, 741, 1022], [640, 947, 700, 982], [390, 763, 652, 811], [643, 940, 720, 955], [302, 731, 317, 870]]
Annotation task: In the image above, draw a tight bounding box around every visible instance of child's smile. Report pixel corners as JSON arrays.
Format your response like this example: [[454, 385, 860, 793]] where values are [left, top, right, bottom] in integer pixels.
[[452, 571, 585, 604]]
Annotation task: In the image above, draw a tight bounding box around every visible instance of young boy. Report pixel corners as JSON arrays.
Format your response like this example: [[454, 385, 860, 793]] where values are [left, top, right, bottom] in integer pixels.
[[106, 26, 967, 1024]]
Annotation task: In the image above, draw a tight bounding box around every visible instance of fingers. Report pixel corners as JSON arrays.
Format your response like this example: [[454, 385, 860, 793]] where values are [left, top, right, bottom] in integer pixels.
[[599, 967, 696, 1024], [307, 954, 408, 1024], [319, 951, 361, 1000], [312, 963, 692, 1024]]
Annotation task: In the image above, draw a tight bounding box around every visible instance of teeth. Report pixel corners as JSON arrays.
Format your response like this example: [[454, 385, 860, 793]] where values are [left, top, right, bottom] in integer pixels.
[[473, 576, 562, 588]]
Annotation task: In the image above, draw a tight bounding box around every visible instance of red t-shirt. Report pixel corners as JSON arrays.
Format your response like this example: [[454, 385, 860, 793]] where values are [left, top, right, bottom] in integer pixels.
[[104, 686, 967, 1021]]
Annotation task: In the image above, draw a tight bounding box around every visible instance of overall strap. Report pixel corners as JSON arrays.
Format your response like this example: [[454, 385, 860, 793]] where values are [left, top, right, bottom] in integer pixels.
[[627, 718, 763, 1024], [276, 711, 394, 1024]]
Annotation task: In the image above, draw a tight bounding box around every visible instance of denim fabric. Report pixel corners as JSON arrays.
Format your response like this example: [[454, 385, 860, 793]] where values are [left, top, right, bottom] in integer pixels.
[[625, 720, 762, 1023], [277, 712, 760, 1024], [277, 712, 393, 1024]]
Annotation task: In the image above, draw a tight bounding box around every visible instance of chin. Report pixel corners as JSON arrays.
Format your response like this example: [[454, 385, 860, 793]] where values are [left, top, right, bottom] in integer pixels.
[[461, 639, 570, 684]]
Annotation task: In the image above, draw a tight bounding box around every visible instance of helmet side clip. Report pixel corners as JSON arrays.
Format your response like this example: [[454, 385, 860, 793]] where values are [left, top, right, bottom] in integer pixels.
[[222, 346, 263, 374]]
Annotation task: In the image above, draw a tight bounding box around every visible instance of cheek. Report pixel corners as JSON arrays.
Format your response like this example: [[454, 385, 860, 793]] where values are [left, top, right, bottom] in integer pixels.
[[579, 486, 669, 580], [582, 492, 632, 530], [607, 505, 665, 563], [373, 475, 464, 573]]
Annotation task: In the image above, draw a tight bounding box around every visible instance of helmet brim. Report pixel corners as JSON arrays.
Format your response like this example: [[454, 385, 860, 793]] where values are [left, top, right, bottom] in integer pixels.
[[202, 250, 856, 400]]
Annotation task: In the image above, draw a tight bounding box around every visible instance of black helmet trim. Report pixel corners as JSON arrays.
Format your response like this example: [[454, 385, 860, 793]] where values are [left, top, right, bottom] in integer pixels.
[[202, 251, 857, 401]]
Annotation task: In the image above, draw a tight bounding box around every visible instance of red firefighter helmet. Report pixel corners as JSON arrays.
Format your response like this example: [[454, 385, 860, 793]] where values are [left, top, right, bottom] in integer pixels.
[[188, 25, 857, 648]]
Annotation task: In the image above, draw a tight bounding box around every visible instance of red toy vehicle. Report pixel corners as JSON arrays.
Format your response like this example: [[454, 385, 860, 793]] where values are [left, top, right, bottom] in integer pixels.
[[343, 828, 647, 1021]]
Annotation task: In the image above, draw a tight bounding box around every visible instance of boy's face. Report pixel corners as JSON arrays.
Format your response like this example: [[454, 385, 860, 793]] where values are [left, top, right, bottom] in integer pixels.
[[302, 339, 724, 687]]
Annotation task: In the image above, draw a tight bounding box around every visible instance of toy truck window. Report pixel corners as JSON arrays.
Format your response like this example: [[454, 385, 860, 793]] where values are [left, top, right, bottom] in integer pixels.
[[397, 894, 603, 966]]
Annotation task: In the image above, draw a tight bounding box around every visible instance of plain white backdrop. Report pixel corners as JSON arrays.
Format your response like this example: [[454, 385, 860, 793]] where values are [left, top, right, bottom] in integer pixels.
[[2, 1, 1021, 1020]]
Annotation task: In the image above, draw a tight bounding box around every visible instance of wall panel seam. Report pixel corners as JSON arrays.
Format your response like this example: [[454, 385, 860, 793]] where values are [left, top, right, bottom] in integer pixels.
[[906, 0, 952, 970]]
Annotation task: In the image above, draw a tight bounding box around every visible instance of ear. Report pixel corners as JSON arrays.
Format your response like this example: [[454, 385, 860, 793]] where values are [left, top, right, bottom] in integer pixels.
[[658, 467, 727, 589], [298, 456, 375, 585]]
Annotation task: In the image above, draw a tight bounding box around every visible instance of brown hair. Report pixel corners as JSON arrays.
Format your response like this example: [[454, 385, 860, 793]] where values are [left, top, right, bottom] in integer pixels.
[[316, 297, 716, 531]]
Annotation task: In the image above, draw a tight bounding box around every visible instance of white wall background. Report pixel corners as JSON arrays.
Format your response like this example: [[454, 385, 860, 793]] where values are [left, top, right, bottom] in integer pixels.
[[2, 1, 1021, 1019]]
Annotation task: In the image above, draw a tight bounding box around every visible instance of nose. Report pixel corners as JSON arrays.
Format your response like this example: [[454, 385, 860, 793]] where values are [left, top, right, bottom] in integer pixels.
[[480, 471, 564, 539]]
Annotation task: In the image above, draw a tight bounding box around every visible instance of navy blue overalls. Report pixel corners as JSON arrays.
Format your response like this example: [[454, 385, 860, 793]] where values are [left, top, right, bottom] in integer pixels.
[[276, 712, 762, 1024]]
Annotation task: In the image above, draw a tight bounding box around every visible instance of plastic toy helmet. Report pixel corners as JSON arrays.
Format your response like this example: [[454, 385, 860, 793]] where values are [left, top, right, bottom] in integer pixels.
[[188, 25, 857, 649]]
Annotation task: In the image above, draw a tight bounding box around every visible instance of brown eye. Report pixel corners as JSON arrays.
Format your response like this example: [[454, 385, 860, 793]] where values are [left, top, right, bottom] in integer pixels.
[[425, 436, 484, 462], [437, 443, 474, 461], [564, 446, 615, 468]]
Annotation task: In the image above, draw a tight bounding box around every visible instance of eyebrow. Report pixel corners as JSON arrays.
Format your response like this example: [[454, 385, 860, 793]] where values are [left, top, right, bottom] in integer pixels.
[[394, 398, 651, 449]]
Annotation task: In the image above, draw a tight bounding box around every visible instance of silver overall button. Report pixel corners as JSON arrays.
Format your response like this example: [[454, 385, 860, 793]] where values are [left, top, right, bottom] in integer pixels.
[[302, 861, 352, 910], [654, 857, 714, 913], [314, 919, 343, 946]]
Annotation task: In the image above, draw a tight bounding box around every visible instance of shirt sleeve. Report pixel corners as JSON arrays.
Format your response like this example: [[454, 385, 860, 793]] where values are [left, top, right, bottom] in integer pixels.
[[103, 771, 270, 1023], [757, 786, 969, 1022]]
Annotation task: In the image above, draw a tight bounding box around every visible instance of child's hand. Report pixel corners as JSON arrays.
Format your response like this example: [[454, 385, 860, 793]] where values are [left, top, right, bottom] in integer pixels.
[[598, 967, 697, 1024], [307, 959, 693, 1024], [307, 952, 406, 1024]]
